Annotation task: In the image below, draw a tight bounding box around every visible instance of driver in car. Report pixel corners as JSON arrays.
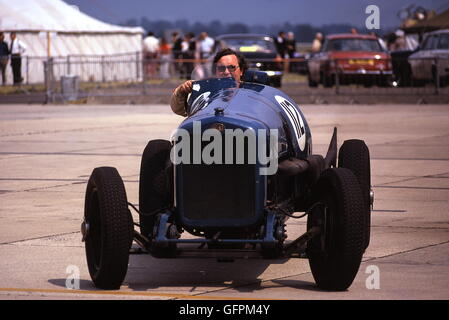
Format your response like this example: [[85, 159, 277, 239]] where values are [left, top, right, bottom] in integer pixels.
[[170, 48, 247, 116]]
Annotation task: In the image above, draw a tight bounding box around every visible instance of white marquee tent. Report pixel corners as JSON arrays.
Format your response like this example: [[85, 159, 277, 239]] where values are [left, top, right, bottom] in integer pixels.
[[0, 0, 145, 84]]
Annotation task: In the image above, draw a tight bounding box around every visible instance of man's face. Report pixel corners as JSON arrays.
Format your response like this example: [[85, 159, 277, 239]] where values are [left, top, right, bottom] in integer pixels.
[[215, 54, 242, 82]]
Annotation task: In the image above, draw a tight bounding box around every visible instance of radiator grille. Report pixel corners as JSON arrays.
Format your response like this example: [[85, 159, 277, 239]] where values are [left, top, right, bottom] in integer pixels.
[[180, 164, 256, 221]]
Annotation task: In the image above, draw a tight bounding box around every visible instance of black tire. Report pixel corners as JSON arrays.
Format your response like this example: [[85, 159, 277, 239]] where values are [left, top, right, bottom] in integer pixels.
[[307, 168, 365, 291], [139, 139, 173, 238], [338, 139, 371, 249], [84, 167, 133, 290]]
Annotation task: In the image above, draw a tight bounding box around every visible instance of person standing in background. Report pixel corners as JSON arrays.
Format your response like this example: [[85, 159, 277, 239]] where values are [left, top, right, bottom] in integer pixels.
[[9, 32, 27, 85], [143, 31, 160, 77], [159, 37, 171, 79], [171, 32, 183, 77], [181, 32, 196, 79], [275, 31, 287, 71], [198, 32, 215, 60], [311, 32, 323, 53], [0, 32, 9, 85], [286, 31, 297, 72], [390, 30, 407, 51], [275, 31, 287, 58], [286, 32, 296, 58]]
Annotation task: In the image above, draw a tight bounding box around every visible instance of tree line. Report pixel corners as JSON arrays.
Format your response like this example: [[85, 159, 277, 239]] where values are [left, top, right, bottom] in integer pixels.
[[121, 18, 362, 42]]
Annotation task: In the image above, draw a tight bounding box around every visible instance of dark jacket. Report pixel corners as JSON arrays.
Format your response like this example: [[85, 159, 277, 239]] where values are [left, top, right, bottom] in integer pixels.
[[172, 37, 183, 57], [0, 41, 9, 58]]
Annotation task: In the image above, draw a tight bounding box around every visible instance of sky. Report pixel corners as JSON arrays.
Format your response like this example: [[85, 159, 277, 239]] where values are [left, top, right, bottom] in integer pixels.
[[64, 0, 449, 28]]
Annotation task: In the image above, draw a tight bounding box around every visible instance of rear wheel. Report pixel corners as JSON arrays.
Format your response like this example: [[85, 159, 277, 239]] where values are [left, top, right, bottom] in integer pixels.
[[139, 139, 173, 238], [338, 139, 371, 249], [84, 167, 133, 290], [307, 168, 365, 291]]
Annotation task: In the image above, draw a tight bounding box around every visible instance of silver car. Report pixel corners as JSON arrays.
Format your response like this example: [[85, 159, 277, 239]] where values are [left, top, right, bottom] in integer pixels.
[[408, 29, 449, 86]]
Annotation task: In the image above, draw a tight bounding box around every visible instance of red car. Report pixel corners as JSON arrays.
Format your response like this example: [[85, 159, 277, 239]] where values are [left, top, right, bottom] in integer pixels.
[[308, 34, 392, 87]]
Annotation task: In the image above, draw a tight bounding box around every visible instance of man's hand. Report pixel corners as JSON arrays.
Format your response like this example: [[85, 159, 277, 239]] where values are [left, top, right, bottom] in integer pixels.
[[174, 80, 193, 97], [171, 80, 194, 116]]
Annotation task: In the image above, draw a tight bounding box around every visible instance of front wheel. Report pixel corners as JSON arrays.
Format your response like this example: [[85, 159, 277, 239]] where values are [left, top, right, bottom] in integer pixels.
[[338, 139, 371, 249], [307, 168, 365, 291], [84, 167, 133, 290]]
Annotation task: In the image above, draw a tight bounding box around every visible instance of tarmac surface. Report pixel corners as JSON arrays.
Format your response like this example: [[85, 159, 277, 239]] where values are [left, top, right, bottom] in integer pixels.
[[0, 103, 448, 300]]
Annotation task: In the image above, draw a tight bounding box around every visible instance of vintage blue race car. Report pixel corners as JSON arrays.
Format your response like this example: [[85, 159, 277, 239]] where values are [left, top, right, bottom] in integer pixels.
[[82, 71, 372, 291]]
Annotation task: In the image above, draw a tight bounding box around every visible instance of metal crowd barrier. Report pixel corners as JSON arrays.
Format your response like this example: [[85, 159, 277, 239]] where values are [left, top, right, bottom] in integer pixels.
[[2, 52, 448, 103], [41, 53, 299, 102], [1, 55, 46, 86]]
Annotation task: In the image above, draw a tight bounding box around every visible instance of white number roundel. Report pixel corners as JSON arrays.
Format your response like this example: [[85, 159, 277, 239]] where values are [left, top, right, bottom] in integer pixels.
[[275, 95, 306, 151]]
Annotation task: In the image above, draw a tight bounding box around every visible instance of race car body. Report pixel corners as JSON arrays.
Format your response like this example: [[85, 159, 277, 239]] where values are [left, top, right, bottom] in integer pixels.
[[82, 72, 372, 292]]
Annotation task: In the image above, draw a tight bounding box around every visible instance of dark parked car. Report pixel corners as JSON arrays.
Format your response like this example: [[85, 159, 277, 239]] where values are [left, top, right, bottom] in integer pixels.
[[82, 71, 372, 292], [308, 34, 393, 87], [213, 34, 283, 87]]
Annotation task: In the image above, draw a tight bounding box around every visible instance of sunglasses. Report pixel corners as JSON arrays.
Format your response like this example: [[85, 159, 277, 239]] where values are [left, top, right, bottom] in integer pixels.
[[216, 65, 239, 73]]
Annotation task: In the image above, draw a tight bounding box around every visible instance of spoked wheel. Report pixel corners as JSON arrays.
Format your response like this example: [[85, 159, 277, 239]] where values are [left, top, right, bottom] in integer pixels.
[[83, 167, 133, 290], [307, 168, 365, 291], [338, 139, 371, 249]]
